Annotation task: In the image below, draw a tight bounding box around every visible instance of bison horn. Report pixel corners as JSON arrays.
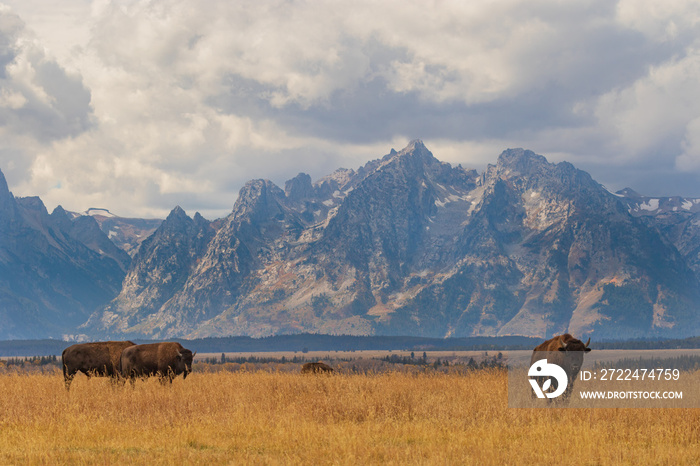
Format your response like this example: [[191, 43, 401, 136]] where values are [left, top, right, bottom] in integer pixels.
[[560, 339, 567, 349], [192, 351, 197, 358], [585, 337, 590, 348]]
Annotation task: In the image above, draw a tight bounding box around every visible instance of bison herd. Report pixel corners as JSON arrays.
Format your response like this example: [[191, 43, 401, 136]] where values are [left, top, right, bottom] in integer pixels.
[[61, 341, 195, 390], [61, 334, 591, 396], [61, 340, 336, 389]]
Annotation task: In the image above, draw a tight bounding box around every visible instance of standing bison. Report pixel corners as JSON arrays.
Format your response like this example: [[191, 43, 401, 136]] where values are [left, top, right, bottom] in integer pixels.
[[301, 362, 334, 374], [62, 341, 136, 390], [121, 342, 195, 385], [531, 333, 591, 400]]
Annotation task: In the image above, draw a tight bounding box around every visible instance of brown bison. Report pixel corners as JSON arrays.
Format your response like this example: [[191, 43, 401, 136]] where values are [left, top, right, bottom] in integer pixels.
[[530, 333, 591, 400], [301, 362, 334, 374], [62, 341, 136, 390], [120, 342, 195, 385]]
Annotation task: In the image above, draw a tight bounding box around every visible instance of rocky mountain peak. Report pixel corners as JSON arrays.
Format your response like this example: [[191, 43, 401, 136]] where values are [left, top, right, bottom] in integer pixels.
[[232, 179, 285, 221], [0, 168, 10, 199], [193, 211, 208, 226], [616, 187, 642, 198], [496, 148, 548, 173], [0, 169, 16, 219], [15, 196, 50, 231], [153, 206, 196, 238], [488, 149, 602, 204], [363, 140, 452, 190], [382, 139, 435, 165], [50, 205, 73, 231], [165, 205, 189, 223], [284, 172, 314, 202], [314, 168, 357, 199], [51, 205, 69, 217], [16, 196, 48, 214], [403, 138, 428, 153]]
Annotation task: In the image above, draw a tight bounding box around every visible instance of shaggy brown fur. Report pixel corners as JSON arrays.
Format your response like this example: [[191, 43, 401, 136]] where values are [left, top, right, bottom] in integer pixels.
[[62, 341, 136, 390], [531, 334, 591, 400], [120, 342, 195, 385]]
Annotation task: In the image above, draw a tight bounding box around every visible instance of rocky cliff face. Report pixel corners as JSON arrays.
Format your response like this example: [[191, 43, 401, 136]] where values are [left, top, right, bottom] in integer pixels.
[[74, 208, 162, 258], [84, 206, 215, 336], [615, 189, 700, 285], [0, 170, 128, 339], [384, 149, 698, 339], [86, 141, 700, 340]]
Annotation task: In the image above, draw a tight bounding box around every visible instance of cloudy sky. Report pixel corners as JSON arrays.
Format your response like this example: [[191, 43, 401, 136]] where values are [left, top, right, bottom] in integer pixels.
[[0, 0, 699, 219]]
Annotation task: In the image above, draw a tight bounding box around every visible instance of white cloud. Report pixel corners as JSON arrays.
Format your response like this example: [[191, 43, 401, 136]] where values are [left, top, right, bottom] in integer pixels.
[[591, 48, 700, 159], [617, 0, 700, 42], [677, 117, 700, 170], [1, 0, 700, 218], [76, 0, 626, 109], [0, 87, 25, 108]]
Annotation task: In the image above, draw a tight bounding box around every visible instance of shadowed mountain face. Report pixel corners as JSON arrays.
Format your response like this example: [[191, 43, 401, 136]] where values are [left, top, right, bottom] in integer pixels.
[[84, 141, 700, 340], [73, 208, 162, 258], [0, 171, 129, 339], [614, 189, 700, 286]]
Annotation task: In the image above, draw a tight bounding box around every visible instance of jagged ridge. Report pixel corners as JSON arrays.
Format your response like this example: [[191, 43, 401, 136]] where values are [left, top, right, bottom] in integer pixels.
[[0, 170, 130, 339], [84, 141, 700, 340]]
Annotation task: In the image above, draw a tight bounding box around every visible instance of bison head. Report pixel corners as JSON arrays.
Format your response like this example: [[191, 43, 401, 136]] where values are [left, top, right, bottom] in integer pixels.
[[178, 349, 195, 379], [557, 337, 591, 376]]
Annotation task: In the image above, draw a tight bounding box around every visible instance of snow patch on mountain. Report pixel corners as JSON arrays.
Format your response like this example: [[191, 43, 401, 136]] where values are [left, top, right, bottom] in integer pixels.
[[639, 199, 659, 211]]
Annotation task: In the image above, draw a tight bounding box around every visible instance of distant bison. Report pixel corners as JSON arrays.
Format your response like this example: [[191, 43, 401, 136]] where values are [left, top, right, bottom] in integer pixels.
[[301, 362, 334, 374], [121, 342, 195, 384], [531, 333, 591, 400], [62, 341, 136, 390]]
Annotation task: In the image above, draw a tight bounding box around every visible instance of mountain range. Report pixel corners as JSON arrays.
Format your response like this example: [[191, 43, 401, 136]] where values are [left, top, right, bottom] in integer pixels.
[[1, 140, 700, 340]]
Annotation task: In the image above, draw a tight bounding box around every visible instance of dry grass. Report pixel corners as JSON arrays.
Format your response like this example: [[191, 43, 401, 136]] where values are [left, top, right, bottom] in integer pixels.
[[0, 369, 698, 465]]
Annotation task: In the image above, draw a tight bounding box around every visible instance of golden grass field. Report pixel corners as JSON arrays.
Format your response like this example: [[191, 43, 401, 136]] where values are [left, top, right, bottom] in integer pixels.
[[0, 368, 698, 465]]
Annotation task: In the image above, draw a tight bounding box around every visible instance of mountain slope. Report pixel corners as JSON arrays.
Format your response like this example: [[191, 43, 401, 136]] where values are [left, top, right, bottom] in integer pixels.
[[0, 170, 128, 339], [74, 208, 163, 257], [385, 149, 698, 339], [86, 141, 700, 340], [84, 207, 216, 335], [615, 189, 700, 284]]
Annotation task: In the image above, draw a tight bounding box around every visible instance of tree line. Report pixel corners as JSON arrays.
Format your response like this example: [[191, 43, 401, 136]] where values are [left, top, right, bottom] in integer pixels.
[[2, 333, 700, 357]]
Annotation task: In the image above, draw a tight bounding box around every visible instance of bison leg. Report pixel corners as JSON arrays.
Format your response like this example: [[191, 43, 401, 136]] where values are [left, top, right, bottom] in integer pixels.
[[63, 367, 74, 390], [562, 377, 576, 401], [64, 373, 74, 390]]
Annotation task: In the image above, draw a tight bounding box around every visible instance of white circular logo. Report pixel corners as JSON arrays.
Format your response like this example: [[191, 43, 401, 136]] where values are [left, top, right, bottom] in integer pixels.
[[528, 359, 568, 398]]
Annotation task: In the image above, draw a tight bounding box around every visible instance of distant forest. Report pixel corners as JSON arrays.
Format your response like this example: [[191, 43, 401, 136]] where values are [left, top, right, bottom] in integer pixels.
[[0, 333, 699, 357]]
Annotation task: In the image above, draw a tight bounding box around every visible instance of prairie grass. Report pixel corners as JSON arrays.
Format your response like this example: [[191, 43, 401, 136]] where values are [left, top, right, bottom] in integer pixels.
[[0, 369, 698, 464]]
